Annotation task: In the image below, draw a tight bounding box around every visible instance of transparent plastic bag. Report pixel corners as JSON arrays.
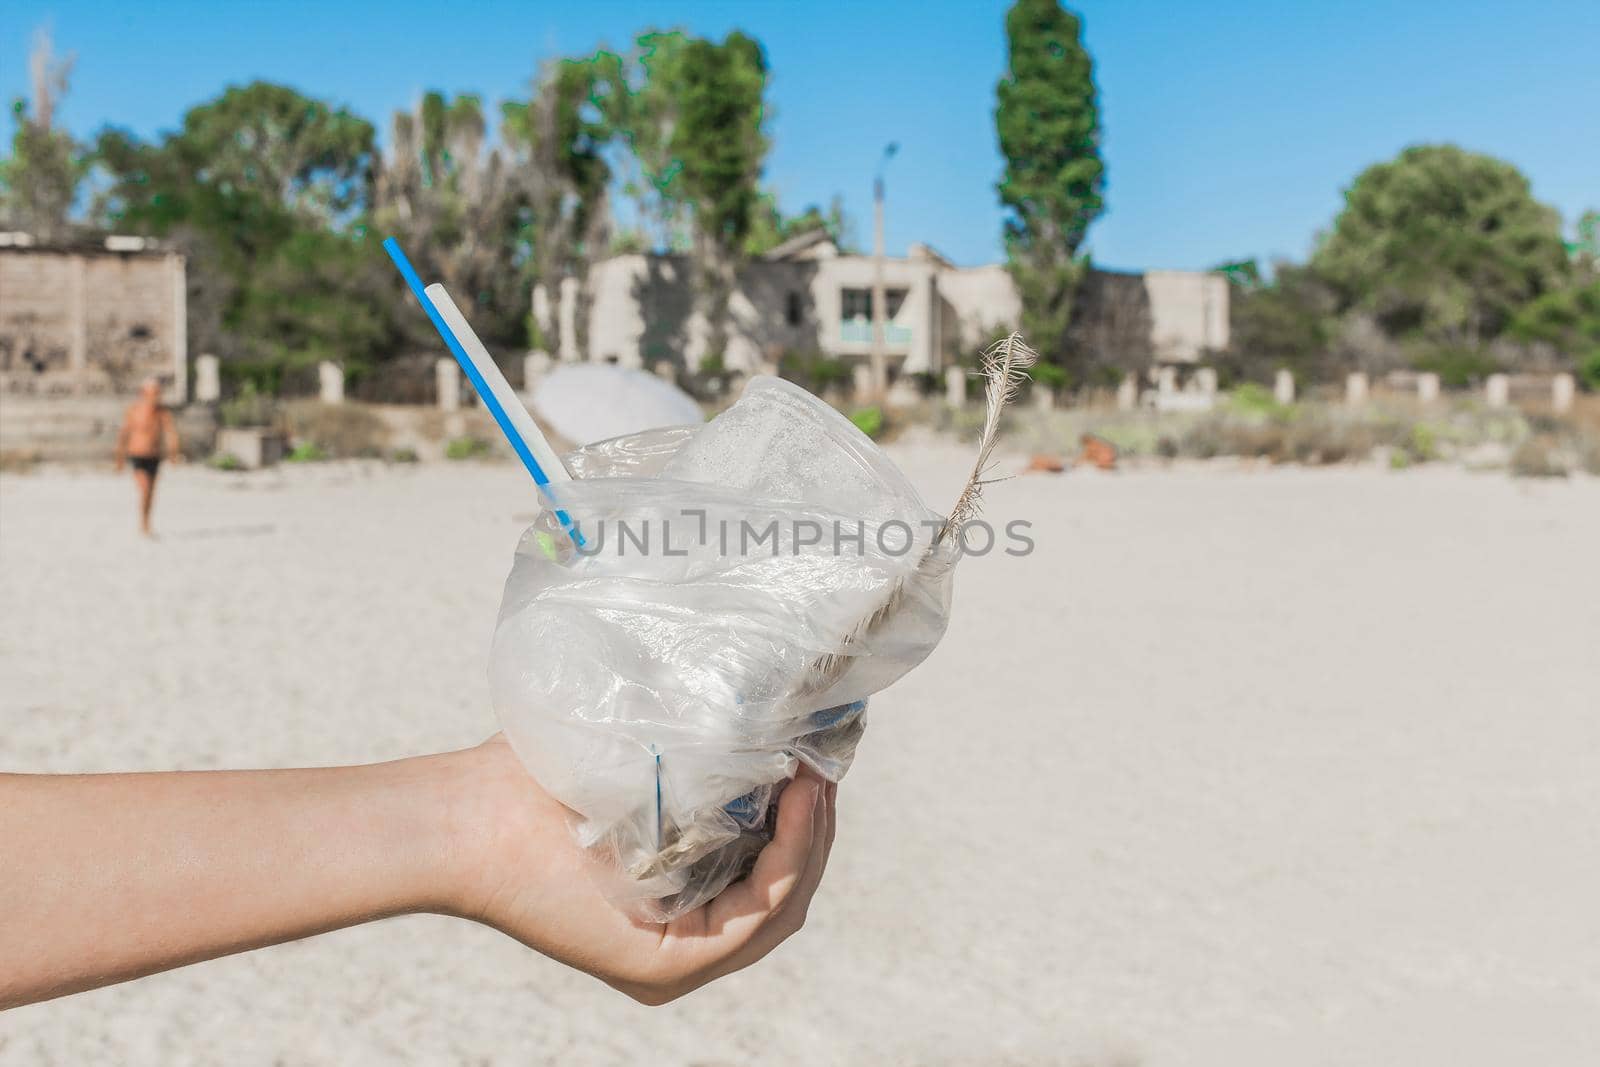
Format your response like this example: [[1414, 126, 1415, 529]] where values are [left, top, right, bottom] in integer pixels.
[[489, 377, 958, 920]]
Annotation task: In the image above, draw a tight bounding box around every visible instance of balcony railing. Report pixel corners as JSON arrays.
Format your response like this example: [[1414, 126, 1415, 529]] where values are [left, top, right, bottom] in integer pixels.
[[840, 319, 912, 345]]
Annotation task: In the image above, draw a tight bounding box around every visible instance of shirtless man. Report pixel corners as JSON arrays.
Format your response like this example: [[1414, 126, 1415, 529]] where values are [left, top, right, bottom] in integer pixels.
[[114, 379, 181, 536]]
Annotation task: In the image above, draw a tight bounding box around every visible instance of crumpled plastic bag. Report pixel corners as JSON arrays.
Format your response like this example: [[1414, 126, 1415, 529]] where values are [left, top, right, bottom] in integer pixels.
[[490, 376, 958, 919]]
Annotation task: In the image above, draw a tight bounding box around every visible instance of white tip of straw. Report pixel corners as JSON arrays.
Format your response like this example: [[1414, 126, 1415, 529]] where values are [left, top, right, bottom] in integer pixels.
[[426, 284, 572, 485]]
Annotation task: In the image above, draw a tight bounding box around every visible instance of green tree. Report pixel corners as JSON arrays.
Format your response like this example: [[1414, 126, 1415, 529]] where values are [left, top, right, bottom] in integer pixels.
[[0, 30, 87, 241], [502, 58, 615, 355], [745, 192, 850, 256], [1217, 261, 1337, 385], [94, 83, 387, 378], [995, 0, 1104, 381], [608, 29, 770, 360], [1311, 145, 1569, 355], [374, 91, 530, 347]]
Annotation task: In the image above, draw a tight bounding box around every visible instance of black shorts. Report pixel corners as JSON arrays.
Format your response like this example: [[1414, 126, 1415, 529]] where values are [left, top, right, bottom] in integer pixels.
[[130, 454, 162, 476]]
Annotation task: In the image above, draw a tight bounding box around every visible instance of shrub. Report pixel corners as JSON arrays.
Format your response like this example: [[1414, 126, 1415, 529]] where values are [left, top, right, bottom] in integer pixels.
[[281, 401, 390, 459], [218, 383, 277, 429], [1412, 346, 1499, 388], [1227, 382, 1289, 418], [849, 406, 885, 439], [1509, 435, 1569, 478], [285, 441, 328, 463], [778, 350, 851, 393], [445, 436, 492, 460], [389, 446, 420, 464], [1029, 363, 1069, 392], [1579, 350, 1600, 392], [208, 452, 244, 471]]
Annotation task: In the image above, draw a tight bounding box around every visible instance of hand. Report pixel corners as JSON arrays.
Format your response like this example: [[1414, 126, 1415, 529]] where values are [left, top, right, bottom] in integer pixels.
[[440, 736, 837, 1005], [114, 457, 125, 474]]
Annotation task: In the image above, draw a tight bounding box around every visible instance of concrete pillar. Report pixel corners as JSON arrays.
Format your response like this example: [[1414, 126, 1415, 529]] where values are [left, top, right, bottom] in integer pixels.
[[945, 366, 967, 408], [852, 364, 873, 404], [1345, 372, 1369, 407], [1274, 368, 1295, 405], [169, 253, 188, 403], [525, 350, 552, 393], [436, 358, 461, 412], [1195, 367, 1218, 396], [317, 361, 344, 405], [1033, 385, 1056, 411], [1552, 373, 1575, 414], [1156, 366, 1177, 396], [195, 354, 221, 403], [1116, 374, 1137, 411], [1417, 372, 1440, 404], [558, 277, 580, 362], [1485, 373, 1509, 409], [68, 255, 87, 372]]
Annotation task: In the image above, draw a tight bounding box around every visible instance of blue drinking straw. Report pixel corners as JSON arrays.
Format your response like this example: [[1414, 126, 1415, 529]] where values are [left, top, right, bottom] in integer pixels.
[[383, 237, 583, 547]]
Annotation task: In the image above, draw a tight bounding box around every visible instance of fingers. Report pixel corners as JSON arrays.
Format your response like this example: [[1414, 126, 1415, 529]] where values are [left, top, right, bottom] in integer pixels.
[[703, 772, 820, 938], [773, 778, 834, 934]]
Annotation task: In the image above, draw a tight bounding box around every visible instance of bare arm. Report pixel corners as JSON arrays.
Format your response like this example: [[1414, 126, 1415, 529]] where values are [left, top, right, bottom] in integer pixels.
[[0, 738, 834, 1009]]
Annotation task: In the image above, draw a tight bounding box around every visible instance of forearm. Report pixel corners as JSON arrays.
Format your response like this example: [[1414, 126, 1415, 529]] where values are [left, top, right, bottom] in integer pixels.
[[0, 753, 469, 1008]]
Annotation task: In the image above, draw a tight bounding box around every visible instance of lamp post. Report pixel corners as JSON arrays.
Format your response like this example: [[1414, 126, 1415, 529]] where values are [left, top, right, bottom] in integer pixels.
[[870, 142, 899, 399]]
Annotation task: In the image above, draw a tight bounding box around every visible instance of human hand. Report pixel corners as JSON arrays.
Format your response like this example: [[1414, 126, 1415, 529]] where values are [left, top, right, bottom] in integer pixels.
[[438, 736, 837, 1004]]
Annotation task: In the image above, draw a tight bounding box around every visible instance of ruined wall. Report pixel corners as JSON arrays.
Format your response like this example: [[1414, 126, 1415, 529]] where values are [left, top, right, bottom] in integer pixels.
[[584, 254, 820, 374], [0, 246, 186, 400]]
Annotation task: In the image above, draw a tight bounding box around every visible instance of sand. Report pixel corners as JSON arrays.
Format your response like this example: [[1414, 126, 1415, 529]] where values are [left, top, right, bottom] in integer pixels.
[[2, 454, 1598, 1065]]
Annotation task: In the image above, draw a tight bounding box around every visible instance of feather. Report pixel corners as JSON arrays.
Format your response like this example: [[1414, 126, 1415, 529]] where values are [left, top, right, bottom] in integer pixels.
[[940, 332, 1038, 541]]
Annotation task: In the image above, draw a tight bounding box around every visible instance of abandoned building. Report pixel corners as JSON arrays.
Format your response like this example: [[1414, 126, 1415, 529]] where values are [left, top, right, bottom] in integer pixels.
[[557, 229, 1229, 378], [0, 233, 188, 461], [0, 233, 187, 401]]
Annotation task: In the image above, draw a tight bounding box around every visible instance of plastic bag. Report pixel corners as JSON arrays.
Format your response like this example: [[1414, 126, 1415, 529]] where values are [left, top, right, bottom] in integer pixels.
[[489, 377, 959, 920]]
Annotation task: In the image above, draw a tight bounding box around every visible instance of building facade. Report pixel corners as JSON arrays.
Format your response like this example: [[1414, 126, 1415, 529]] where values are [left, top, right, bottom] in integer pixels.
[[565, 231, 1228, 379], [0, 234, 187, 402]]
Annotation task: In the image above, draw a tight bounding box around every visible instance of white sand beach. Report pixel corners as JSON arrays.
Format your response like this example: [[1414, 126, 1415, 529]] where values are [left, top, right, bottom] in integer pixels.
[[2, 453, 1598, 1065]]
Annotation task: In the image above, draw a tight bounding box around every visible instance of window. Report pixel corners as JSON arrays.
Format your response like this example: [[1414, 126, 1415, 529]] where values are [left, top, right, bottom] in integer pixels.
[[785, 291, 803, 327], [841, 287, 908, 321], [842, 288, 872, 321]]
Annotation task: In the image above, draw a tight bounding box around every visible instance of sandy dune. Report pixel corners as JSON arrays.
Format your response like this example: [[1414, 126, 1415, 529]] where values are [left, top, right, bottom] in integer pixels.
[[2, 454, 1597, 1065]]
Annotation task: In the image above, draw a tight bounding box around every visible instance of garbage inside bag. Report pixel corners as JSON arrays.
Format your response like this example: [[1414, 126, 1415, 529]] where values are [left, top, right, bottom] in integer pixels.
[[490, 339, 1034, 920]]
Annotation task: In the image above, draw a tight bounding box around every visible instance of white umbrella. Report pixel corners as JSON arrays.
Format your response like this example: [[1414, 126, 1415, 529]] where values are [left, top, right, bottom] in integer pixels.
[[531, 363, 704, 446]]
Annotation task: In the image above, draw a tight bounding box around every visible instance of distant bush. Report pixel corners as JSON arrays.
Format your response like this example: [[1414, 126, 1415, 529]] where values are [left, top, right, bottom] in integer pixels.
[[281, 401, 390, 459], [218, 383, 277, 429], [1226, 382, 1290, 418], [1412, 346, 1499, 388], [849, 406, 885, 439], [1579, 350, 1600, 392], [208, 452, 244, 471], [445, 436, 492, 460], [285, 441, 328, 463], [1029, 363, 1068, 391], [778, 350, 851, 393], [389, 446, 420, 464], [1510, 435, 1569, 478]]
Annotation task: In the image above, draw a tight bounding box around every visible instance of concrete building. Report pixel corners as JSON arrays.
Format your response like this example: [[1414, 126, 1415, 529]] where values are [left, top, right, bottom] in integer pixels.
[[567, 230, 1228, 379], [0, 233, 187, 401], [0, 234, 189, 462]]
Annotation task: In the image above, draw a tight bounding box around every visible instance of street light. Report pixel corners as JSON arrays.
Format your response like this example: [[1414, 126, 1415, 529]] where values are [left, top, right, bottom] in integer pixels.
[[870, 142, 899, 399]]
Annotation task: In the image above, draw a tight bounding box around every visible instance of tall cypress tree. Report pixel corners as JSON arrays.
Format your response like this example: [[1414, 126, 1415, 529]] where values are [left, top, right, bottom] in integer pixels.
[[995, 0, 1104, 380]]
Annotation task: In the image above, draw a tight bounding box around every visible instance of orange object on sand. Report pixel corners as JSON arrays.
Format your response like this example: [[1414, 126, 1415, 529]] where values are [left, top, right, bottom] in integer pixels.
[[1076, 433, 1118, 471], [1026, 453, 1066, 474]]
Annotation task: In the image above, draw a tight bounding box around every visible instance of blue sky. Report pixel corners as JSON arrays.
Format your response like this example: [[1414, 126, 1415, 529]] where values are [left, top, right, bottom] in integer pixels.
[[4, 0, 1596, 271]]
